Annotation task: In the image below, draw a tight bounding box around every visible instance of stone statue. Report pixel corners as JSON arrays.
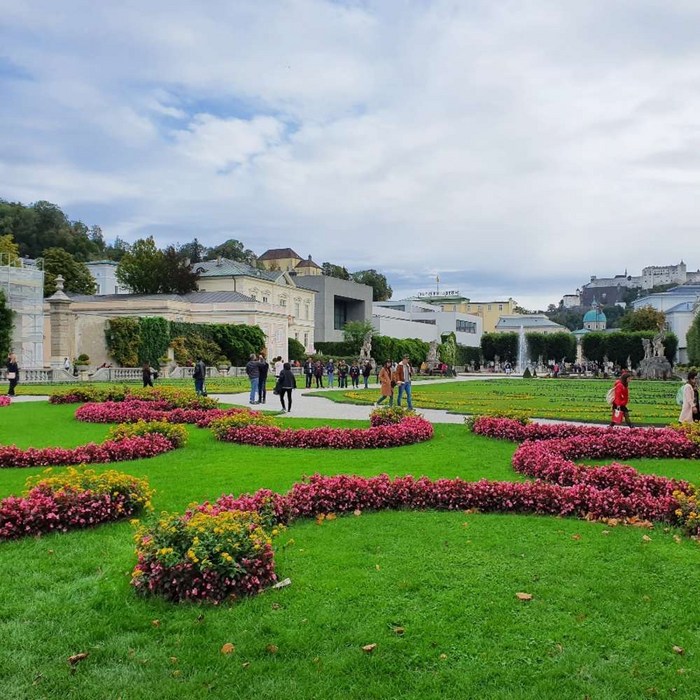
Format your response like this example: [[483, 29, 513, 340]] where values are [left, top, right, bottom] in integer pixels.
[[642, 338, 652, 360], [427, 340, 439, 363], [652, 329, 665, 358], [359, 331, 373, 361]]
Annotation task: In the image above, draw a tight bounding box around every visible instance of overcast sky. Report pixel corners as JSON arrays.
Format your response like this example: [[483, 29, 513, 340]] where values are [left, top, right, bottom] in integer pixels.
[[1, 0, 699, 309]]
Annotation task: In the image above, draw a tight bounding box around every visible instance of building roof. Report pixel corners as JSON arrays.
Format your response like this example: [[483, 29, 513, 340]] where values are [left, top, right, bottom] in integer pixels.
[[583, 308, 606, 323], [295, 256, 321, 270], [195, 258, 282, 282], [85, 260, 118, 266], [666, 301, 697, 314], [495, 315, 568, 331], [68, 291, 256, 304], [258, 248, 302, 261]]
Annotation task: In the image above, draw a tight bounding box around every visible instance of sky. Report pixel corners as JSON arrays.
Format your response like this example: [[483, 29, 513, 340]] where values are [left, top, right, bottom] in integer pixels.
[[1, 0, 699, 310]]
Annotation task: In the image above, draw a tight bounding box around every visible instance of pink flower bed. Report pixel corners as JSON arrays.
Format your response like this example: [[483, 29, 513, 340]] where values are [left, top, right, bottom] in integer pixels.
[[0, 433, 177, 468], [215, 415, 434, 449], [75, 401, 245, 427], [0, 396, 10, 407]]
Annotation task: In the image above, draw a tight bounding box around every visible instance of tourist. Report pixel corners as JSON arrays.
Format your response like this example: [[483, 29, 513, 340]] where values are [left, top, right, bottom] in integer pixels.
[[6, 353, 19, 396], [679, 370, 699, 424], [349, 361, 361, 388], [63, 357, 70, 372], [258, 354, 269, 404], [375, 360, 394, 407], [246, 353, 261, 404], [274, 356, 284, 378], [193, 357, 206, 395], [609, 371, 633, 428], [338, 360, 348, 388], [326, 358, 335, 388], [276, 361, 297, 413], [142, 363, 155, 388], [303, 357, 314, 389], [396, 354, 414, 410], [362, 360, 372, 388], [314, 360, 324, 388]]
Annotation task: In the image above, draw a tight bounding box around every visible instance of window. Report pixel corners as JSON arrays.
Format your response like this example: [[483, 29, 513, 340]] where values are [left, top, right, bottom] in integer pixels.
[[499, 304, 503, 311], [279, 298, 287, 307], [295, 332, 299, 340], [488, 305, 492, 311], [334, 300, 348, 330], [456, 320, 477, 333], [294, 300, 300, 317], [262, 295, 268, 303], [303, 333, 309, 347], [304, 303, 310, 320]]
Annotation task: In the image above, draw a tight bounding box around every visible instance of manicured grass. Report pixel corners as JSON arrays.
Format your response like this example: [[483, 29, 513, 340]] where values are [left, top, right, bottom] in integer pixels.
[[0, 402, 699, 699], [310, 377, 684, 425]]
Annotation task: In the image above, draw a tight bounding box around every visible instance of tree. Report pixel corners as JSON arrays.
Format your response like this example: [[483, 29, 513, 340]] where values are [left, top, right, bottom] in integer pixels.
[[205, 239, 256, 265], [104, 236, 131, 262], [351, 269, 392, 301], [117, 237, 164, 294], [288, 337, 306, 362], [43, 248, 97, 296], [620, 306, 666, 331], [0, 234, 20, 266], [342, 320, 374, 351], [322, 262, 350, 280], [686, 312, 700, 366], [0, 289, 13, 358], [179, 238, 207, 264], [117, 238, 199, 295]]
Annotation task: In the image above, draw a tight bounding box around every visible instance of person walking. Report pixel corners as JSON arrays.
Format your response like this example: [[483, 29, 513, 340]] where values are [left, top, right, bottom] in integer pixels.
[[142, 363, 155, 388], [338, 360, 348, 388], [246, 353, 261, 404], [6, 353, 19, 396], [303, 357, 314, 389], [63, 357, 70, 372], [276, 361, 297, 413], [326, 358, 335, 388], [349, 361, 360, 388], [362, 360, 372, 389], [375, 360, 394, 407], [314, 360, 324, 388], [274, 356, 284, 378], [193, 357, 206, 395], [679, 370, 699, 424], [258, 354, 269, 404], [609, 371, 633, 428], [396, 354, 414, 410]]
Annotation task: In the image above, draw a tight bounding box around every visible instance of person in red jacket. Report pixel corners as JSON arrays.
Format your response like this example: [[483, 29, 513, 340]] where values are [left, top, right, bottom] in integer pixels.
[[609, 371, 633, 427]]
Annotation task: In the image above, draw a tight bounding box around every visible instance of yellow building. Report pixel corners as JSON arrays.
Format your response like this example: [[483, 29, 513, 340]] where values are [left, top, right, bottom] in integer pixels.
[[415, 294, 518, 333]]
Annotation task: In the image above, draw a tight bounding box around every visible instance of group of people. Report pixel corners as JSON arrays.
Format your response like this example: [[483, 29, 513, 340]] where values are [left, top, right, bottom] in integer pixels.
[[376, 355, 414, 409], [607, 369, 700, 428], [302, 358, 373, 389], [246, 354, 296, 412]]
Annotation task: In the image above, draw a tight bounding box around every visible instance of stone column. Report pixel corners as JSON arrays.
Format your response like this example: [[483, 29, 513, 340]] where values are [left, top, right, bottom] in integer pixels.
[[47, 276, 75, 369]]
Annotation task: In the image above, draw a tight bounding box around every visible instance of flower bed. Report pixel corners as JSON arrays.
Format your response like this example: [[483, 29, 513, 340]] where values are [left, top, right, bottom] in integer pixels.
[[76, 400, 247, 427], [131, 508, 277, 603], [0, 467, 152, 540], [0, 423, 183, 468], [212, 414, 434, 449], [0, 396, 10, 407], [50, 386, 218, 409], [132, 415, 700, 603]]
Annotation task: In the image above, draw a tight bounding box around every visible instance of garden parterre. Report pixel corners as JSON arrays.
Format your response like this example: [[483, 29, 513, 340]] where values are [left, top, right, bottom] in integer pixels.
[[1, 399, 700, 699]]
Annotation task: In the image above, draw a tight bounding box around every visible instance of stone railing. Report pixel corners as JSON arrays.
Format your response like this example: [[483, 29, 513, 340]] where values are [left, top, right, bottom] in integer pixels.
[[0, 368, 75, 384]]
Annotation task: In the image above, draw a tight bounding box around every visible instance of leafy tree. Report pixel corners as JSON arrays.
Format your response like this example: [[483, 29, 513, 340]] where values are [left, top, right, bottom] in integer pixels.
[[438, 332, 457, 366], [342, 320, 374, 351], [117, 237, 163, 294], [620, 306, 666, 331], [480, 333, 518, 363], [160, 246, 200, 294], [544, 307, 584, 331], [104, 236, 131, 262], [351, 269, 392, 301], [321, 262, 350, 280], [179, 238, 207, 264], [43, 248, 97, 296], [0, 289, 13, 358], [686, 312, 700, 366], [205, 239, 256, 265], [288, 337, 306, 362], [0, 234, 20, 266], [601, 305, 626, 328]]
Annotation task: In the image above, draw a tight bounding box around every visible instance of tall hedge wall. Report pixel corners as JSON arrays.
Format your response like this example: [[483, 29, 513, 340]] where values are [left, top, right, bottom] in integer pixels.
[[581, 331, 678, 366]]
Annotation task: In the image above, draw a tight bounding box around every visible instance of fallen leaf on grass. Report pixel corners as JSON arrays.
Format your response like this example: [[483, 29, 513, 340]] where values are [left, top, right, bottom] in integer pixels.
[[151, 619, 160, 627], [271, 603, 281, 610], [271, 578, 291, 589], [571, 534, 581, 541], [68, 653, 88, 666], [353, 509, 362, 517], [242, 662, 250, 669], [266, 644, 278, 654], [439, 653, 448, 660], [601, 530, 610, 536], [375, 564, 381, 571], [172, 670, 181, 678], [642, 535, 652, 543], [326, 513, 336, 521], [516, 592, 533, 601], [220, 643, 235, 655], [362, 644, 377, 654], [672, 646, 684, 655], [673, 535, 682, 544]]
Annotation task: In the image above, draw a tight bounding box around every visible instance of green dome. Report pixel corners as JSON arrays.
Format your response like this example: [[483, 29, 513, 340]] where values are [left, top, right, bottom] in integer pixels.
[[583, 308, 606, 323]]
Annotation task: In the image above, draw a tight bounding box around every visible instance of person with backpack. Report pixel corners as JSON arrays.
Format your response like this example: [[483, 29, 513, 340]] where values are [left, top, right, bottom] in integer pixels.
[[679, 370, 699, 424], [192, 357, 206, 396], [246, 353, 261, 404], [608, 371, 633, 427], [276, 362, 297, 413]]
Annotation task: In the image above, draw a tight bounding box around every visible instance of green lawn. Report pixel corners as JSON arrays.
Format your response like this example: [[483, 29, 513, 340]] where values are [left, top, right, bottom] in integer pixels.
[[309, 377, 684, 425], [0, 402, 699, 699]]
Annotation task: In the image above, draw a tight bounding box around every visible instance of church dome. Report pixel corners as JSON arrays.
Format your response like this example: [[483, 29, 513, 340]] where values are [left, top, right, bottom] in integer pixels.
[[583, 308, 606, 324]]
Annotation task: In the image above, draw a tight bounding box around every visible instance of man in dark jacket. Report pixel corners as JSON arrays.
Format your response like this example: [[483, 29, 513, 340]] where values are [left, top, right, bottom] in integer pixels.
[[246, 353, 261, 404], [303, 357, 314, 388], [193, 357, 206, 395], [258, 354, 269, 404]]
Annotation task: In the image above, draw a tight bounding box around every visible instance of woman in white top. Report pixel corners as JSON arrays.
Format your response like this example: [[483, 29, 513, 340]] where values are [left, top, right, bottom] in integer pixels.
[[274, 357, 285, 378], [679, 370, 698, 423]]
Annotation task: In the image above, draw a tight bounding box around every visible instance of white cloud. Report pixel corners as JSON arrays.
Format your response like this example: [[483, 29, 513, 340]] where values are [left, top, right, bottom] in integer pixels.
[[2, 0, 700, 307]]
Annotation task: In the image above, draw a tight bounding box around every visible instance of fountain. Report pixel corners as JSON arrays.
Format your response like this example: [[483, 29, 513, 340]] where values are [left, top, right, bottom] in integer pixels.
[[516, 326, 527, 374]]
